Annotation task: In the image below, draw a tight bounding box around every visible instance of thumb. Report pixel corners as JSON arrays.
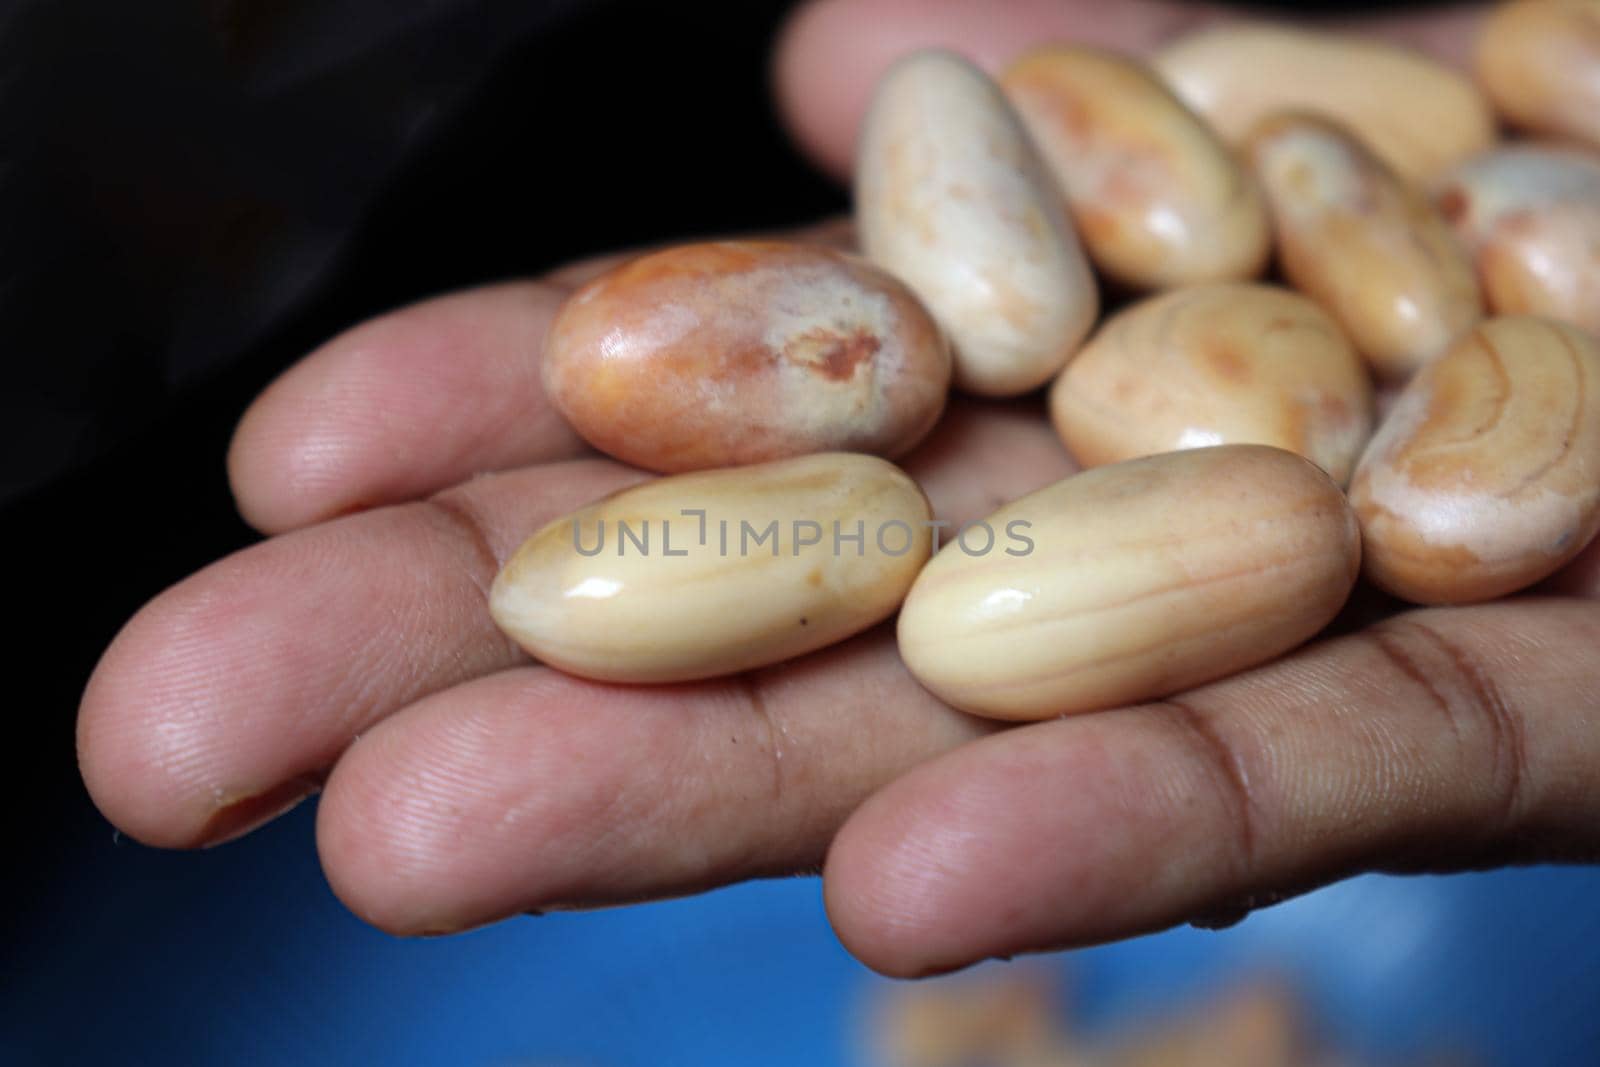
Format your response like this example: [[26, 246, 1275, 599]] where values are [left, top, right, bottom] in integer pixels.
[[773, 0, 1225, 183], [770, 0, 1485, 183]]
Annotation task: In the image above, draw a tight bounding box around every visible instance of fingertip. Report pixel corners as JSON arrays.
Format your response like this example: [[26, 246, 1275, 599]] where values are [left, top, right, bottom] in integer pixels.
[[772, 0, 1027, 184], [226, 283, 582, 536], [226, 306, 438, 536], [823, 731, 1076, 978], [313, 670, 656, 936], [772, 0, 860, 183], [77, 508, 466, 853], [822, 789, 982, 978], [825, 713, 1223, 975], [77, 572, 293, 850], [226, 364, 363, 536], [314, 713, 456, 936]]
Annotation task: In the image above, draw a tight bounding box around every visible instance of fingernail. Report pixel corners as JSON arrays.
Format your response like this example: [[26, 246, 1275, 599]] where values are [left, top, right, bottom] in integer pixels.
[[198, 775, 322, 847]]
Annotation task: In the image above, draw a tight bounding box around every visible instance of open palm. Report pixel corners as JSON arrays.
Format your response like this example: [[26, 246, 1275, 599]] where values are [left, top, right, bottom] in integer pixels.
[[78, 0, 1600, 978]]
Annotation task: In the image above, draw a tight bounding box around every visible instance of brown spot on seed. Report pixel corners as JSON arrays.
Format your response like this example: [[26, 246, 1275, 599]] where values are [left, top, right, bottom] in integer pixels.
[[785, 327, 881, 382], [1206, 342, 1251, 384], [1318, 392, 1351, 426], [1436, 185, 1470, 225]]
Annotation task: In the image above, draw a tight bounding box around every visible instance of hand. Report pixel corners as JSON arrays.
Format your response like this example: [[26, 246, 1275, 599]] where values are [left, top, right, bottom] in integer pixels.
[[78, 0, 1600, 978]]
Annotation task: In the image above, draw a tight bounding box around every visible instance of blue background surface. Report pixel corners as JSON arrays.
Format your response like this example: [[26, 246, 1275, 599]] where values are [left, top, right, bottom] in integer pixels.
[[11, 802, 1600, 1066]]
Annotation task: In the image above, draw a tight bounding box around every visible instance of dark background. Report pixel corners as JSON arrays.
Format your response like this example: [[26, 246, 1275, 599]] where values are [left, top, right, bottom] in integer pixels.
[[6, 0, 1476, 1029]]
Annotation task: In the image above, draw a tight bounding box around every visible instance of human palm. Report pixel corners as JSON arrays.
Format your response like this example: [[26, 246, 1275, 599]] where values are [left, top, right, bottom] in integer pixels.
[[78, 0, 1600, 978]]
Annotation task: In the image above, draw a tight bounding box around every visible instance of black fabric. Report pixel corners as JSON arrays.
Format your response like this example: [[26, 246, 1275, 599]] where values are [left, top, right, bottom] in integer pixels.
[[2, 0, 603, 500]]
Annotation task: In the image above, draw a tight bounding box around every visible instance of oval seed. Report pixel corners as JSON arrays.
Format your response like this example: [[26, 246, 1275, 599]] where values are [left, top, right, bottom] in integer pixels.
[[542, 241, 952, 474], [1001, 45, 1270, 289], [490, 453, 934, 683], [1245, 112, 1483, 381], [856, 50, 1099, 397], [1155, 22, 1495, 182], [1049, 283, 1373, 484], [1436, 144, 1600, 336], [897, 445, 1360, 721], [1350, 316, 1600, 605]]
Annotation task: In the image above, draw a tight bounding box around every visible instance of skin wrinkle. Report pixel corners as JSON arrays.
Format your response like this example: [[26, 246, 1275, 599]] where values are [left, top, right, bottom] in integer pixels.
[[1158, 698, 1261, 873], [331, 564, 479, 746], [1386, 617, 1531, 839], [589, 684, 796, 897], [733, 670, 789, 806], [421, 491, 504, 601], [1366, 626, 1464, 743]]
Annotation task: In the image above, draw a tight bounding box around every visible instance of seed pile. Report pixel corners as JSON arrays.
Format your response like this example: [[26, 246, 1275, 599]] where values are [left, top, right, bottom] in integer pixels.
[[490, 3, 1600, 722]]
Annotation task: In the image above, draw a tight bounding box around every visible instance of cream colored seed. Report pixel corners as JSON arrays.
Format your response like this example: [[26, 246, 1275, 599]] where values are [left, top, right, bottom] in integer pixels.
[[1476, 0, 1600, 151], [1244, 112, 1484, 381], [855, 50, 1099, 397], [1049, 283, 1374, 485], [896, 445, 1360, 722], [1436, 144, 1600, 336], [1349, 316, 1600, 605], [490, 454, 933, 684], [1154, 22, 1495, 183], [1001, 45, 1270, 290]]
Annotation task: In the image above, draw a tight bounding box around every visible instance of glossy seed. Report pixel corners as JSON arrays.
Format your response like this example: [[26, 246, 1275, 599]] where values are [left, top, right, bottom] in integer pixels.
[[897, 445, 1360, 721], [541, 241, 952, 474], [490, 453, 934, 683], [856, 50, 1098, 397], [1436, 144, 1600, 336], [1245, 112, 1484, 381], [1349, 316, 1600, 604], [1001, 45, 1270, 290], [1049, 283, 1373, 485], [1155, 23, 1495, 182], [1476, 0, 1600, 150]]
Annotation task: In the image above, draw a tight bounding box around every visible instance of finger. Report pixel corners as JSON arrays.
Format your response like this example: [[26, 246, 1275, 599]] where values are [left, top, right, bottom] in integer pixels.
[[823, 598, 1600, 977], [539, 216, 858, 292], [80, 399, 1072, 850], [227, 218, 856, 536], [773, 0, 1485, 183], [1333, 4, 1487, 67], [775, 0, 1224, 183], [79, 457, 646, 849], [314, 631, 990, 935], [227, 281, 588, 535]]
